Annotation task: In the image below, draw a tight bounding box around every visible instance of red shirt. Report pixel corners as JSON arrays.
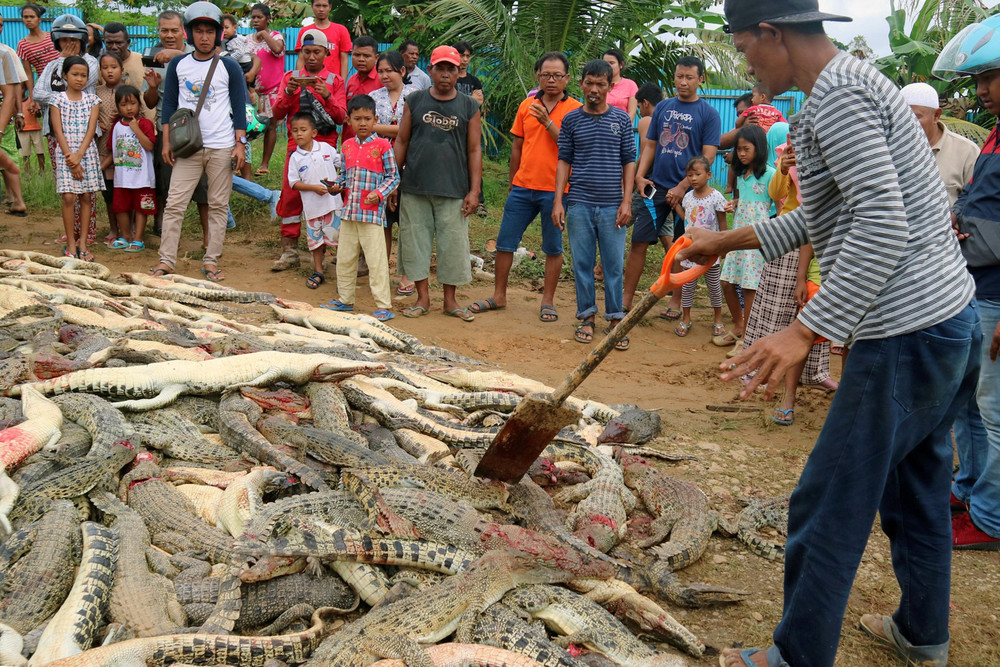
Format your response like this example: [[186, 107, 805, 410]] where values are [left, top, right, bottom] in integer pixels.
[[294, 22, 352, 77], [271, 68, 347, 146], [740, 104, 786, 133], [342, 69, 381, 142]]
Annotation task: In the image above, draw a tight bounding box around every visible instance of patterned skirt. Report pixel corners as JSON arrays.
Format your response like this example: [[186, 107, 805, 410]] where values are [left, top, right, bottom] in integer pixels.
[[742, 250, 831, 385]]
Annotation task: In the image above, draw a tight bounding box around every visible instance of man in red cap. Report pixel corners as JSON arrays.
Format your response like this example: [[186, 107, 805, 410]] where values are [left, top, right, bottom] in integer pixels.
[[394, 45, 482, 321], [269, 28, 346, 271]]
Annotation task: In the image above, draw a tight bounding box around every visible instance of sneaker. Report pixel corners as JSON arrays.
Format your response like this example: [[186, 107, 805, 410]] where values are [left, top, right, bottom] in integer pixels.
[[950, 491, 968, 514], [952, 511, 1000, 550]]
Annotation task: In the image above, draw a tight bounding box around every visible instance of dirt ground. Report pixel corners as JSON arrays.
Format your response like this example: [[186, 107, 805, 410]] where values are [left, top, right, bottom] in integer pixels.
[[4, 212, 999, 666]]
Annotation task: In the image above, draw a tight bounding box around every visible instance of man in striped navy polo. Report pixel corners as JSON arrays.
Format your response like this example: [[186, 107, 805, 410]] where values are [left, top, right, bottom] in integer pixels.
[[682, 2, 981, 666], [552, 59, 635, 349]]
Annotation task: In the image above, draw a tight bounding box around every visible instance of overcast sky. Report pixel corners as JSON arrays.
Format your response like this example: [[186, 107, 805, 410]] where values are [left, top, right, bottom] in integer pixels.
[[814, 0, 1000, 58]]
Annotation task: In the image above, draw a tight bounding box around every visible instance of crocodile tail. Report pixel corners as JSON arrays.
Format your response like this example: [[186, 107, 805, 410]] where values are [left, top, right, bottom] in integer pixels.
[[196, 567, 243, 635]]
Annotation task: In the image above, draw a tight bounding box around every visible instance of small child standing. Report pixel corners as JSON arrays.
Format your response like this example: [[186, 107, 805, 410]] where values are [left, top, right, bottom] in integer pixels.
[[672, 156, 727, 339], [51, 55, 104, 261], [103, 85, 156, 253], [16, 93, 45, 174], [286, 112, 343, 290], [720, 124, 775, 355], [96, 51, 124, 247], [326, 95, 400, 322]]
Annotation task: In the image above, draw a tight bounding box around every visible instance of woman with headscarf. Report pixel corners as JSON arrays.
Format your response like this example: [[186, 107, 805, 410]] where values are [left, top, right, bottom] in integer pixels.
[[33, 14, 99, 245], [740, 122, 838, 426]]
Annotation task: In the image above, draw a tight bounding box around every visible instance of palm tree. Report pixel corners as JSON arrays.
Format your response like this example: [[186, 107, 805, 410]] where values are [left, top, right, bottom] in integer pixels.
[[422, 0, 738, 145]]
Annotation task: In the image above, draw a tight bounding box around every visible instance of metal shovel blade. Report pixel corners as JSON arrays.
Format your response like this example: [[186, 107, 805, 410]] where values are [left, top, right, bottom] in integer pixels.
[[474, 392, 580, 483]]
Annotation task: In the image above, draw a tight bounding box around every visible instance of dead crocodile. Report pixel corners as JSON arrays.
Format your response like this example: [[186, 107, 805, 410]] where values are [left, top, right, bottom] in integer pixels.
[[15, 351, 385, 411]]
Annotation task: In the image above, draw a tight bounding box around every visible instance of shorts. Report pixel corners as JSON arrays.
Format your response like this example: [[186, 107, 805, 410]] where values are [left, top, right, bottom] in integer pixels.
[[257, 88, 278, 120], [398, 193, 471, 285], [385, 202, 399, 227], [631, 187, 676, 243], [496, 186, 563, 257], [112, 187, 157, 214], [305, 211, 340, 251], [101, 178, 114, 208], [16, 129, 44, 157]]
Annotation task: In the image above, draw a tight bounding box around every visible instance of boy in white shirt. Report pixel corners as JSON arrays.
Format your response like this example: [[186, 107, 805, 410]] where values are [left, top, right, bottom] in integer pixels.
[[286, 111, 343, 290]]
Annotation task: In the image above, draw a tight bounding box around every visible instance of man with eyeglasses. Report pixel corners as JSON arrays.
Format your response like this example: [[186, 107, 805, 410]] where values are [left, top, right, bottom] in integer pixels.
[[467, 52, 581, 322]]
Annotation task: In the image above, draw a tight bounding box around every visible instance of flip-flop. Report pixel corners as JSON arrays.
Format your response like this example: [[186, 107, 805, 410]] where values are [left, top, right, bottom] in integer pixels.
[[718, 648, 768, 667], [306, 272, 325, 289], [445, 307, 475, 322], [321, 299, 353, 312], [772, 408, 794, 426], [575, 321, 595, 344], [149, 266, 172, 277], [402, 305, 428, 318], [859, 614, 948, 667], [539, 304, 558, 322], [110, 237, 129, 249], [6, 208, 27, 217], [254, 166, 269, 176], [124, 241, 145, 253], [658, 308, 682, 321], [674, 321, 693, 337], [373, 309, 395, 321], [469, 298, 504, 314], [396, 283, 415, 296], [77, 249, 94, 262], [201, 266, 225, 282]]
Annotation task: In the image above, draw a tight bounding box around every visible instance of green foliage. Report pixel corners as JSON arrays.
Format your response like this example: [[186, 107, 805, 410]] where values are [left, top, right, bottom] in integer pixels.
[[873, 0, 999, 127]]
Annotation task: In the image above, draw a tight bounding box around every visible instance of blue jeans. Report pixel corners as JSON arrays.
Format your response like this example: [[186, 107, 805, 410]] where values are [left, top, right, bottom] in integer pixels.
[[766, 302, 981, 667], [565, 203, 626, 322], [497, 186, 562, 257], [953, 297, 1000, 538], [228, 176, 279, 227]]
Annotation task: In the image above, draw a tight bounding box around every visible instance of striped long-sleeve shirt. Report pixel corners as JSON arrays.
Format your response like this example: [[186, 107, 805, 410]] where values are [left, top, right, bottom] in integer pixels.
[[754, 52, 974, 345]]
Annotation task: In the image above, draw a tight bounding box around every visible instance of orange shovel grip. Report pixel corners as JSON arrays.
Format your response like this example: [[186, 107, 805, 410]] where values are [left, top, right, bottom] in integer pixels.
[[649, 237, 718, 298]]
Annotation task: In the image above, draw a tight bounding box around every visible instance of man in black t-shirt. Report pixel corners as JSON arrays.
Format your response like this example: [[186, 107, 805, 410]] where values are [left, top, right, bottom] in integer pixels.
[[453, 41, 483, 103]]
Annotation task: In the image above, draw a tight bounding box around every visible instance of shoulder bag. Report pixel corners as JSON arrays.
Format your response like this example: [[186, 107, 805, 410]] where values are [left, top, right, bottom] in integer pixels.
[[168, 54, 220, 159]]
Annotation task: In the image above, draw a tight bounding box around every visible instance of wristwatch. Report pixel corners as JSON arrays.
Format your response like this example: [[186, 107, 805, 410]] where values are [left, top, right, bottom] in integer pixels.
[[238, 136, 248, 145]]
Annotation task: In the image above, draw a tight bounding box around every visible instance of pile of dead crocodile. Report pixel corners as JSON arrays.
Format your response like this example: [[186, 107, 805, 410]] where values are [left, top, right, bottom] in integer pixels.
[[0, 250, 789, 666]]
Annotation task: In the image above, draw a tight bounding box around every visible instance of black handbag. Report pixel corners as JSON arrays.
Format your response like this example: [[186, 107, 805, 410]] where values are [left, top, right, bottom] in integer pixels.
[[168, 55, 220, 159]]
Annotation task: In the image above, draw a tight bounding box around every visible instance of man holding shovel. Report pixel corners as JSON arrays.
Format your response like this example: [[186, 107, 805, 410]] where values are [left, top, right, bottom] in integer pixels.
[[683, 1, 980, 666]]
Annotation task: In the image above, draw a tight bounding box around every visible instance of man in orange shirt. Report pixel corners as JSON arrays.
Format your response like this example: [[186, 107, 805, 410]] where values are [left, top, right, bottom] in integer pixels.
[[467, 52, 581, 322]]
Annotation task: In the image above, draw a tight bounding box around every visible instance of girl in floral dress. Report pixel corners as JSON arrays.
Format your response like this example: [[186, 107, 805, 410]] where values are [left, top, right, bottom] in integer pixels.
[[720, 124, 775, 354], [50, 56, 104, 261]]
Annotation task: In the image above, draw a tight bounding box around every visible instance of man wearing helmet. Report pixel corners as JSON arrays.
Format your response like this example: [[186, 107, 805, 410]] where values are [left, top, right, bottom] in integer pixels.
[[682, 2, 981, 666], [935, 15, 1000, 553], [149, 1, 248, 283]]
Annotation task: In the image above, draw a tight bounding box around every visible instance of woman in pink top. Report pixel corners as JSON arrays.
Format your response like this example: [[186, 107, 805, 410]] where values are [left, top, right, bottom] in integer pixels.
[[249, 3, 285, 175], [603, 48, 637, 122]]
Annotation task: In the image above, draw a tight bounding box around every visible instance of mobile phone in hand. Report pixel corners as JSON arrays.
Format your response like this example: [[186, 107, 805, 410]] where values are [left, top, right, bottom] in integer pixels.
[[642, 183, 657, 199]]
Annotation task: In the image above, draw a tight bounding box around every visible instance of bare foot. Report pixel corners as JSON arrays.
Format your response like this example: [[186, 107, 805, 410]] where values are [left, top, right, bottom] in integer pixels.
[[719, 647, 768, 666]]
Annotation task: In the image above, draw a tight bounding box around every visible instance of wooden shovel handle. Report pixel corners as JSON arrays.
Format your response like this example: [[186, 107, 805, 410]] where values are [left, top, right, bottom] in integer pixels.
[[550, 237, 717, 406]]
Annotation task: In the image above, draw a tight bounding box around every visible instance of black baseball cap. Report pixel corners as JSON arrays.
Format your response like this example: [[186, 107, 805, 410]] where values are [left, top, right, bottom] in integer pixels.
[[723, 0, 852, 34]]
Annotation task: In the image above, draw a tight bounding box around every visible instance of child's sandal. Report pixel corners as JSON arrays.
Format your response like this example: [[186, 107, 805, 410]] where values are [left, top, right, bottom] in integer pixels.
[[674, 321, 693, 337]]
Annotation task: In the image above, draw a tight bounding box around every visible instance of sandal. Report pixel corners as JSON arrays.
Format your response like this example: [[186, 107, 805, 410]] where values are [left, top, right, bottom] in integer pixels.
[[712, 324, 737, 346], [63, 246, 77, 259], [77, 249, 94, 262], [604, 325, 630, 351], [110, 237, 129, 250], [254, 166, 269, 176], [6, 208, 27, 217], [772, 408, 794, 426], [149, 265, 172, 277], [468, 298, 504, 314], [675, 321, 693, 337], [726, 340, 744, 359], [124, 241, 145, 253], [321, 299, 353, 312], [373, 309, 395, 322], [396, 283, 415, 296], [575, 320, 595, 344], [717, 648, 769, 667], [539, 304, 558, 322], [201, 265, 225, 282], [445, 307, 475, 322], [402, 305, 428, 318], [859, 614, 948, 667], [306, 272, 325, 289], [658, 308, 682, 321]]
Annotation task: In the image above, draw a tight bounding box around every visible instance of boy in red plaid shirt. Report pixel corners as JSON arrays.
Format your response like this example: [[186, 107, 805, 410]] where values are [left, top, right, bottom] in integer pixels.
[[324, 94, 400, 321]]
